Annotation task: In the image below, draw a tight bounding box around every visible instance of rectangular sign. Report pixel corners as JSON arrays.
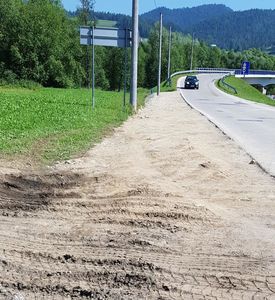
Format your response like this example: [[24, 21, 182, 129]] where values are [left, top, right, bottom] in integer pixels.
[[241, 61, 250, 75], [80, 37, 130, 48], [80, 27, 131, 48]]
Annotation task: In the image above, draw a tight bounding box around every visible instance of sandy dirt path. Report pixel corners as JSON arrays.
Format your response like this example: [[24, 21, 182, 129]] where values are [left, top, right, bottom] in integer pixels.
[[0, 90, 275, 299]]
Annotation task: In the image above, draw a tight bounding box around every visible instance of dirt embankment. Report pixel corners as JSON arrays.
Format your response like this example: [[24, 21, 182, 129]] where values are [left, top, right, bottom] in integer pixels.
[[0, 91, 275, 299]]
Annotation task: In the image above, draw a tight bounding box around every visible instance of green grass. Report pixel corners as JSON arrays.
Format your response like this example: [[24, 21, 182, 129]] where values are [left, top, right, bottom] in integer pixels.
[[0, 86, 148, 164], [217, 76, 275, 106], [150, 74, 187, 93], [161, 75, 182, 92]]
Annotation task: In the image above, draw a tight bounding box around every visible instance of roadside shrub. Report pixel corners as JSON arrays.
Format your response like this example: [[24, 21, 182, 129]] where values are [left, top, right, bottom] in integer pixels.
[[0, 76, 42, 90], [1, 70, 18, 85]]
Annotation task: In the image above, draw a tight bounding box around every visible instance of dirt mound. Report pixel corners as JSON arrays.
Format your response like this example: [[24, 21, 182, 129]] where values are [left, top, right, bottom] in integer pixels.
[[0, 172, 82, 212]]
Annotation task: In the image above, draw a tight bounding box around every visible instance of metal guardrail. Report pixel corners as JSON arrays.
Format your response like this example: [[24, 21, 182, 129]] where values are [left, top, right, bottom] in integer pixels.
[[171, 68, 275, 77], [171, 68, 275, 78], [170, 69, 233, 78], [219, 74, 237, 94], [197, 68, 235, 74], [170, 70, 196, 78], [199, 68, 275, 76], [234, 69, 275, 75]]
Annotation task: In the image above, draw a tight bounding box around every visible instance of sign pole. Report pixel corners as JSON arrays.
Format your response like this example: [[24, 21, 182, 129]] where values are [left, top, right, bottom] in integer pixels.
[[242, 61, 250, 78], [130, 0, 138, 111], [157, 13, 163, 96], [92, 26, 95, 109], [124, 29, 128, 109], [80, 26, 132, 110]]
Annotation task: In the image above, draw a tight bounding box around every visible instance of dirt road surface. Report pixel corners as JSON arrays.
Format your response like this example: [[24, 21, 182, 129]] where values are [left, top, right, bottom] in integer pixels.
[[1, 90, 275, 299]]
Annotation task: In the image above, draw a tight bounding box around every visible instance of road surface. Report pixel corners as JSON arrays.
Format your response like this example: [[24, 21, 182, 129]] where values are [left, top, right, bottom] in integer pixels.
[[179, 74, 275, 176]]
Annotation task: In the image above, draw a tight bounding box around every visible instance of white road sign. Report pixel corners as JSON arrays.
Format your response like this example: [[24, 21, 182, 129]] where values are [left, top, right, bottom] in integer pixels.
[[80, 27, 132, 48]]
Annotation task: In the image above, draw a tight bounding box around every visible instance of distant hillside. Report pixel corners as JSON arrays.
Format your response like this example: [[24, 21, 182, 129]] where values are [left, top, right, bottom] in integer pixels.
[[94, 12, 155, 38], [68, 10, 151, 38], [70, 5, 275, 51], [140, 5, 275, 51], [140, 4, 233, 32], [187, 9, 275, 50], [71, 4, 233, 38]]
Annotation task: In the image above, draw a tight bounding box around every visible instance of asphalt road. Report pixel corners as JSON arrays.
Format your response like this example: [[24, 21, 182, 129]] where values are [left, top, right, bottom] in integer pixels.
[[179, 74, 275, 176]]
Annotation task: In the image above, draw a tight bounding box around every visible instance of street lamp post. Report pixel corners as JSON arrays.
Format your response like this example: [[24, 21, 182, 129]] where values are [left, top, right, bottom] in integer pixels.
[[157, 13, 163, 96], [190, 32, 195, 71], [167, 26, 172, 85]]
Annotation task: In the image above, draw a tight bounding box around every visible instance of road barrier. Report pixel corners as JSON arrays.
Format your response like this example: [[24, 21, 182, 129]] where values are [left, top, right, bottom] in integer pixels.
[[234, 69, 275, 75], [171, 68, 275, 79], [219, 74, 237, 94], [170, 69, 233, 79]]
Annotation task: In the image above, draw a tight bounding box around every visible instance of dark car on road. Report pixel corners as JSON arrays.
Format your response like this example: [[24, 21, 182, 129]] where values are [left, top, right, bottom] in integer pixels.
[[184, 76, 199, 89]]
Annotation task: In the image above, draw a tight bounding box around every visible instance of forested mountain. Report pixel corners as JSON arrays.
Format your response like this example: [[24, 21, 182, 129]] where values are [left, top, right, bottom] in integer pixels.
[[140, 5, 275, 51], [186, 9, 275, 51], [71, 5, 275, 52], [140, 4, 233, 34], [76, 5, 232, 39]]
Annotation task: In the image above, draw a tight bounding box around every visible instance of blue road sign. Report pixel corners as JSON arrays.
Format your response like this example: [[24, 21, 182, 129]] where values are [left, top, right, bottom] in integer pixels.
[[241, 61, 250, 75]]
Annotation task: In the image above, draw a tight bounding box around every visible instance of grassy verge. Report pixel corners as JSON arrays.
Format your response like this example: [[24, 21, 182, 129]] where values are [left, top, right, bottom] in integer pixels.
[[217, 76, 275, 106], [150, 74, 185, 93], [160, 75, 183, 92], [0, 86, 148, 164]]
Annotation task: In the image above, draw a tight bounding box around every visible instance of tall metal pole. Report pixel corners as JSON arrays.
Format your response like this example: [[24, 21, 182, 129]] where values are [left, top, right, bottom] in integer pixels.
[[123, 29, 128, 109], [157, 13, 163, 96], [167, 26, 172, 85], [190, 32, 195, 71], [92, 26, 95, 109], [130, 0, 138, 111]]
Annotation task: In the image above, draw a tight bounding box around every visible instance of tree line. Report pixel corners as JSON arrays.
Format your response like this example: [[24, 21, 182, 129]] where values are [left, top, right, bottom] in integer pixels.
[[0, 0, 275, 90]]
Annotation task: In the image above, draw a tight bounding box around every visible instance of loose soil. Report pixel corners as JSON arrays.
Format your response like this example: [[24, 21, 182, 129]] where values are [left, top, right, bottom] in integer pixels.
[[0, 90, 275, 299]]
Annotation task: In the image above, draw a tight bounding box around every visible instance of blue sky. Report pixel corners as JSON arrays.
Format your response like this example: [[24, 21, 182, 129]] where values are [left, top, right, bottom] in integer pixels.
[[63, 0, 275, 15]]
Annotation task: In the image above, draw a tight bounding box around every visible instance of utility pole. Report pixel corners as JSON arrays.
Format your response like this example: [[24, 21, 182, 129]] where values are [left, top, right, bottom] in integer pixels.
[[130, 0, 139, 111], [92, 26, 95, 109], [190, 32, 195, 71], [157, 13, 163, 96], [167, 26, 172, 86]]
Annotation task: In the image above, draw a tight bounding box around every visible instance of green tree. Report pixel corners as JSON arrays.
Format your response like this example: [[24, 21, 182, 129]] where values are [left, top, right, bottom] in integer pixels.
[[0, 0, 83, 87], [138, 42, 147, 87], [78, 0, 96, 87], [145, 23, 169, 88], [79, 0, 95, 25]]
